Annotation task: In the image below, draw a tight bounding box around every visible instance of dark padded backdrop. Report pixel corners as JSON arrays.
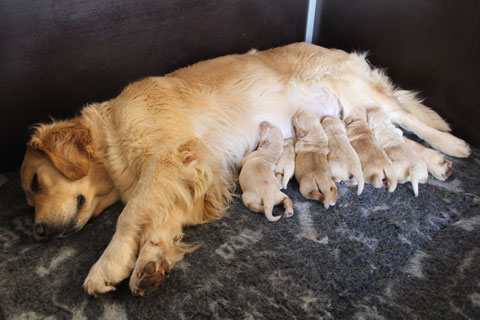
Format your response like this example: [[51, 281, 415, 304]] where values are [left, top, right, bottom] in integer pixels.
[[0, 0, 308, 171], [314, 0, 480, 149]]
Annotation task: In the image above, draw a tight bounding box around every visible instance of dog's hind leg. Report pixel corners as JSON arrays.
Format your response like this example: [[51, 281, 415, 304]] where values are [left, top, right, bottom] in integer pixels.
[[390, 110, 470, 158], [275, 191, 294, 218]]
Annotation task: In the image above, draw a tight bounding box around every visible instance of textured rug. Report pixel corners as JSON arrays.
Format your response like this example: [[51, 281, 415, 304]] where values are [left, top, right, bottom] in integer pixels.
[[1, 146, 480, 320]]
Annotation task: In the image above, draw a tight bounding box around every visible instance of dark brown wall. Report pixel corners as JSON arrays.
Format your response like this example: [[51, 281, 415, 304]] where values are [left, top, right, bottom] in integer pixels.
[[314, 0, 480, 148], [0, 0, 308, 171]]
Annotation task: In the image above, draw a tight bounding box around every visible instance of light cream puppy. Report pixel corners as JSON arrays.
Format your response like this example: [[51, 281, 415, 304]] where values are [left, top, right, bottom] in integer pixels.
[[404, 137, 452, 181], [239, 122, 294, 221], [346, 108, 397, 192], [321, 116, 364, 195], [274, 138, 296, 189], [293, 110, 338, 209], [368, 108, 428, 196]]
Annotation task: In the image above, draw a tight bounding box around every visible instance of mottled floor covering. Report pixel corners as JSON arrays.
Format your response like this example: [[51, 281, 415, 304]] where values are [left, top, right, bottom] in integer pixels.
[[1, 147, 480, 320]]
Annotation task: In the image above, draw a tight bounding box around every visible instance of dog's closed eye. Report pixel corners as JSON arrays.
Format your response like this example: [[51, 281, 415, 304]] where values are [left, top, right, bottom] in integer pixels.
[[77, 195, 86, 210], [31, 173, 39, 192]]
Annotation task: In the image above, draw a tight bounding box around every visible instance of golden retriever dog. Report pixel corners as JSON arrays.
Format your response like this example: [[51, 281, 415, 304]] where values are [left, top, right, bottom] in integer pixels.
[[274, 138, 296, 189], [368, 108, 428, 196], [20, 42, 470, 296], [404, 137, 452, 181], [293, 110, 338, 209], [345, 108, 398, 191], [321, 116, 364, 195], [239, 122, 293, 221]]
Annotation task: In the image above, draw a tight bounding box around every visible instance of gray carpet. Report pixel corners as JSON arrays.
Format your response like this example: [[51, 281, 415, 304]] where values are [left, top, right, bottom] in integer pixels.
[[1, 146, 480, 320]]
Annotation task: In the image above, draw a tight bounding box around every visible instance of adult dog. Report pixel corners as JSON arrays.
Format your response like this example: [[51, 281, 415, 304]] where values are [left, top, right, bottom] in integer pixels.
[[20, 42, 470, 296]]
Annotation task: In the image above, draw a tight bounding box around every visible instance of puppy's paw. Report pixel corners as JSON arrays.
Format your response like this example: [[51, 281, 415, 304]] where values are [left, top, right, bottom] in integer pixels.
[[83, 265, 117, 297], [130, 259, 170, 296]]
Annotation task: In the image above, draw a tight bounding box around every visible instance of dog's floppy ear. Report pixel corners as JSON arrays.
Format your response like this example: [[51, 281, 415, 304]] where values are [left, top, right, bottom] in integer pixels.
[[29, 123, 92, 180]]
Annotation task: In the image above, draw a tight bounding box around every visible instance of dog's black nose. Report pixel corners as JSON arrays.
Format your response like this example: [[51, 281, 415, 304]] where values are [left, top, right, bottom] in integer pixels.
[[33, 223, 47, 240]]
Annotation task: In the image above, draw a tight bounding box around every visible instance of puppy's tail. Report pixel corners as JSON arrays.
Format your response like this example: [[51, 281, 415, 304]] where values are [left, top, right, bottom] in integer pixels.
[[350, 164, 365, 195], [408, 165, 420, 197], [281, 167, 294, 190], [383, 164, 398, 193], [263, 192, 283, 222]]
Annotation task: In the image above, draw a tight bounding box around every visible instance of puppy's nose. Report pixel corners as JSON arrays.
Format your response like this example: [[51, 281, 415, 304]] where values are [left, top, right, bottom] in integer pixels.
[[33, 223, 47, 240]]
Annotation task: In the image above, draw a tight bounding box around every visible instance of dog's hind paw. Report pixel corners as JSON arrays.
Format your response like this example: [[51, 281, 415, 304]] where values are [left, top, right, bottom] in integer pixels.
[[130, 259, 170, 296]]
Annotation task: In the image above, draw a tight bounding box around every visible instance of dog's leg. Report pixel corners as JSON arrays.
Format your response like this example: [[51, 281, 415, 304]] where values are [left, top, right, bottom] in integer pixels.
[[390, 110, 470, 158], [404, 137, 453, 180], [129, 219, 194, 296], [275, 191, 294, 218], [83, 201, 141, 297], [242, 191, 264, 213]]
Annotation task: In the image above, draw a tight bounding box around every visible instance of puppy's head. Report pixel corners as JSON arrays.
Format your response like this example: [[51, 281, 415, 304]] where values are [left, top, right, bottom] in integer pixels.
[[292, 111, 318, 138], [21, 120, 118, 240], [258, 122, 283, 147]]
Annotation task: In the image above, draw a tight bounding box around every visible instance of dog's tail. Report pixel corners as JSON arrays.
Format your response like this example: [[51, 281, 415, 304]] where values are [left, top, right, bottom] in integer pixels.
[[393, 90, 451, 132], [408, 165, 420, 197], [350, 164, 365, 195], [263, 192, 283, 222], [383, 165, 398, 193]]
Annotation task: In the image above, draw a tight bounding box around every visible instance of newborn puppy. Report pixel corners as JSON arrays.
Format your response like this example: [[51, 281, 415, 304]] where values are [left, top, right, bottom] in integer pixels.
[[239, 122, 294, 221], [368, 109, 428, 197], [274, 138, 295, 189], [293, 111, 338, 209], [322, 116, 364, 195], [404, 137, 452, 181], [368, 108, 428, 196], [345, 108, 397, 192]]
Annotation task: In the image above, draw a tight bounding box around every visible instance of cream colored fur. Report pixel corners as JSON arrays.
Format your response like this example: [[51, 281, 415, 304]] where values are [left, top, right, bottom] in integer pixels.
[[274, 138, 296, 189], [293, 111, 338, 209], [322, 116, 364, 195], [404, 138, 452, 181], [346, 108, 398, 191], [368, 108, 428, 196], [239, 122, 293, 221], [19, 42, 470, 296]]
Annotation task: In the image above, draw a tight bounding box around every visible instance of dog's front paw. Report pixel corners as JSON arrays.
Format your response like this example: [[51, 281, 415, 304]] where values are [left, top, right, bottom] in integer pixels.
[[83, 264, 117, 297], [130, 258, 170, 296]]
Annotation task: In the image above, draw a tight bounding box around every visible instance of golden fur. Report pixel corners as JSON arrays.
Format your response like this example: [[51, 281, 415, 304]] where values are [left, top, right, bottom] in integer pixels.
[[368, 108, 428, 196], [274, 138, 296, 189], [293, 111, 338, 209], [322, 116, 364, 195], [239, 122, 293, 221], [345, 108, 398, 191], [20, 42, 470, 296]]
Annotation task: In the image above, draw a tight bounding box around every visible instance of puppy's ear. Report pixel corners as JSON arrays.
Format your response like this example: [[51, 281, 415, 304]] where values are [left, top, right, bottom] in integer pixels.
[[29, 124, 92, 180]]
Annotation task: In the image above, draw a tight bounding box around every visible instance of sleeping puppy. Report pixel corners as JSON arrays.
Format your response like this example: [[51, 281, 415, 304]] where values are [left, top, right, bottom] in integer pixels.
[[274, 138, 295, 189], [293, 110, 337, 209], [345, 108, 397, 192], [367, 108, 428, 196], [404, 137, 452, 181], [321, 116, 364, 195], [239, 122, 294, 221]]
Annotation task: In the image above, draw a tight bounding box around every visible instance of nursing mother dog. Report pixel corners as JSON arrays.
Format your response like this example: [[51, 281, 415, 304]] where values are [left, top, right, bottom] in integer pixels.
[[20, 42, 470, 296]]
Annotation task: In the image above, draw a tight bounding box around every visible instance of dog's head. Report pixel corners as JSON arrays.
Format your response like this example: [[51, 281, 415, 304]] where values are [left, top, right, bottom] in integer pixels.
[[258, 122, 283, 147], [20, 120, 119, 240], [292, 111, 319, 138]]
